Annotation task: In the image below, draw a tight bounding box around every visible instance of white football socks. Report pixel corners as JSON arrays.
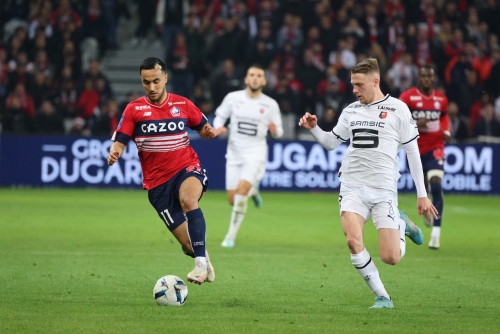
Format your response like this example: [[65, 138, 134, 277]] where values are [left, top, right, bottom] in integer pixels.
[[247, 186, 258, 197], [195, 256, 207, 266], [225, 194, 248, 241], [431, 226, 441, 239], [399, 217, 406, 259], [351, 248, 389, 298]]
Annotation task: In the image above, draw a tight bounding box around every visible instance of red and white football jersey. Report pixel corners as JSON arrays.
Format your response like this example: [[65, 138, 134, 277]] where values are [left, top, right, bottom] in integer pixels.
[[112, 94, 207, 190], [399, 87, 450, 155]]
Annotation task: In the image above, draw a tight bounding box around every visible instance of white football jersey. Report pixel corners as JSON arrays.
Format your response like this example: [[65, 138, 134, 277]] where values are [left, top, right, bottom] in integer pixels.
[[332, 94, 419, 193], [215, 90, 282, 162]]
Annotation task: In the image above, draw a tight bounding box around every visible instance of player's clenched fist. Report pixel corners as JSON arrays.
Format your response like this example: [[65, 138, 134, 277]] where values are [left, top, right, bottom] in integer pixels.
[[298, 112, 318, 130]]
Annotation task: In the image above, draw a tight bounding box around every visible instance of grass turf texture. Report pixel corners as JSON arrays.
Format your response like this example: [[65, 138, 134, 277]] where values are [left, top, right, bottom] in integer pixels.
[[1, 189, 499, 333]]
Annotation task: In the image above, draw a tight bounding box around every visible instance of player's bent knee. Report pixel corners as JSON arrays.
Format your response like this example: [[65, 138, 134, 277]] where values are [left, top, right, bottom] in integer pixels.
[[180, 197, 199, 212], [429, 176, 442, 184], [427, 170, 444, 182], [380, 253, 400, 265]]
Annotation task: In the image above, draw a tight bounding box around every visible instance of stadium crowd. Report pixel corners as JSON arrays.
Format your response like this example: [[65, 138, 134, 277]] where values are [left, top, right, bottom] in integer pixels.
[[1, 0, 500, 140]]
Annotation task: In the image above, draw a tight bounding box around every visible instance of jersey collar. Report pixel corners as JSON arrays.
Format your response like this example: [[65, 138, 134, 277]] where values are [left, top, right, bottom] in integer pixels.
[[143, 92, 171, 108], [367, 94, 389, 106]]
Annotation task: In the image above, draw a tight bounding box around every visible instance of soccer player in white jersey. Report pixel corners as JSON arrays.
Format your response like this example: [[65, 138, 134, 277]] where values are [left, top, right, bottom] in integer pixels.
[[299, 58, 438, 308], [214, 64, 284, 248]]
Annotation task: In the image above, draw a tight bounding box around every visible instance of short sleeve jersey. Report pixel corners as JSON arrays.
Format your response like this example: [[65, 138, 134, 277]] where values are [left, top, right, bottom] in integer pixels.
[[332, 95, 419, 193], [215, 90, 282, 162], [112, 94, 207, 190], [399, 87, 449, 155]]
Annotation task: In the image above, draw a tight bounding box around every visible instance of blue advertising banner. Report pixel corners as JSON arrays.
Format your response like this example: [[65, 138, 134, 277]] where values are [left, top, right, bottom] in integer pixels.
[[0, 136, 498, 194]]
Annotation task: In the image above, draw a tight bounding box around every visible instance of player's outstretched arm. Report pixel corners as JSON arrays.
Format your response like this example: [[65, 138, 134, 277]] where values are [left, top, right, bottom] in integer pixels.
[[108, 141, 126, 166], [299, 112, 345, 151], [197, 122, 217, 139]]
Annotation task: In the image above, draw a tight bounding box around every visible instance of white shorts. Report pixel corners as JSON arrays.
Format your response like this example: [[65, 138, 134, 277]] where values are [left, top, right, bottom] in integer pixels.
[[338, 183, 399, 230], [225, 160, 266, 190]]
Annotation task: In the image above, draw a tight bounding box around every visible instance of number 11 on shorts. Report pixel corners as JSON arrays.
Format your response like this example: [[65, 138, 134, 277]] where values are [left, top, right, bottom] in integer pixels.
[[160, 208, 173, 226]]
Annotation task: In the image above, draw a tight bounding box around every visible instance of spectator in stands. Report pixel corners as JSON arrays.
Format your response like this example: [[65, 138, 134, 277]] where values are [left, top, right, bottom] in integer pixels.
[[317, 105, 338, 132], [285, 70, 303, 95], [118, 91, 139, 116], [369, 42, 389, 75], [6, 35, 24, 65], [473, 102, 500, 137], [158, 0, 184, 54], [264, 59, 280, 90], [387, 53, 418, 92], [77, 79, 100, 119], [210, 59, 242, 109], [50, 0, 81, 31], [53, 77, 79, 118], [6, 83, 34, 118], [30, 70, 51, 109], [470, 92, 492, 133], [2, 95, 34, 134], [274, 41, 297, 74], [33, 49, 52, 77], [168, 32, 194, 98], [296, 48, 323, 114], [448, 101, 469, 142], [272, 76, 299, 117], [60, 40, 82, 81], [34, 99, 64, 135], [246, 39, 274, 69], [68, 116, 89, 136], [0, 48, 7, 100], [457, 70, 483, 118], [183, 13, 207, 83], [78, 60, 111, 94], [90, 99, 118, 136], [444, 28, 464, 61], [486, 49, 500, 98], [95, 77, 113, 104], [277, 13, 304, 51], [318, 14, 335, 58], [7, 51, 34, 93], [28, 30, 56, 65], [209, 17, 246, 67], [317, 76, 345, 120], [81, 0, 108, 59], [480, 0, 500, 39]]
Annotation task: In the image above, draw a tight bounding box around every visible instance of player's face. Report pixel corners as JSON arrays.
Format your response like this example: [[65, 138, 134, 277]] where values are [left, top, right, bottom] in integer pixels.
[[140, 68, 168, 103], [418, 68, 435, 91], [351, 72, 377, 105], [244, 68, 266, 92]]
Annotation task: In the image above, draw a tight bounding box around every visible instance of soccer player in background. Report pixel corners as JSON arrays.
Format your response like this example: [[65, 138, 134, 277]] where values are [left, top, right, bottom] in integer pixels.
[[214, 65, 284, 248], [107, 57, 217, 285], [399, 66, 451, 249], [299, 58, 437, 308]]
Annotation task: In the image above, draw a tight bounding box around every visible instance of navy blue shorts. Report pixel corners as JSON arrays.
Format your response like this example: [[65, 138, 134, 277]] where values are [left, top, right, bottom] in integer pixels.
[[420, 148, 445, 173], [148, 164, 208, 232]]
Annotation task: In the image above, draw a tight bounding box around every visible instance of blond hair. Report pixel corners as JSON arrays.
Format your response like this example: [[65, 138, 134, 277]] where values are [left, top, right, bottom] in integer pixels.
[[351, 58, 380, 75]]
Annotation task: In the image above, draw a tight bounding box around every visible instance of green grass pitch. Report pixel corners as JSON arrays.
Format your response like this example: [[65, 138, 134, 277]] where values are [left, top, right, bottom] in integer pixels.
[[1, 188, 499, 333]]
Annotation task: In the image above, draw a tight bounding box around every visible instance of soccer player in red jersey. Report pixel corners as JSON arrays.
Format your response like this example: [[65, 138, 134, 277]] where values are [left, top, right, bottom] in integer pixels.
[[399, 65, 451, 249], [107, 57, 217, 284]]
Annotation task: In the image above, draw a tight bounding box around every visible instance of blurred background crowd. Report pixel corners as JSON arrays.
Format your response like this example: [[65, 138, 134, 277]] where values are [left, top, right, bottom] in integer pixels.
[[1, 0, 500, 140]]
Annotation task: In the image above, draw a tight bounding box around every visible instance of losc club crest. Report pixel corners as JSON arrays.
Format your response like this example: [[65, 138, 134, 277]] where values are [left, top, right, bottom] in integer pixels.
[[379, 111, 388, 119], [170, 106, 181, 117]]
